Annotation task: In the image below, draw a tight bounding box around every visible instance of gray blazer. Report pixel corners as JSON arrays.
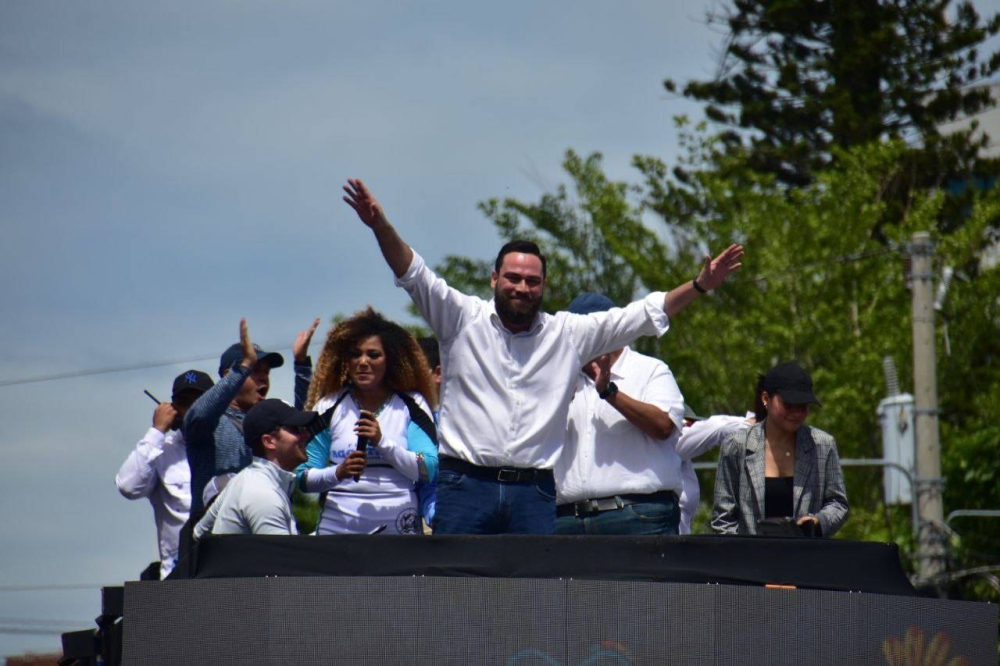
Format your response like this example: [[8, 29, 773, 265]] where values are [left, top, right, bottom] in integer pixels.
[[711, 421, 849, 537]]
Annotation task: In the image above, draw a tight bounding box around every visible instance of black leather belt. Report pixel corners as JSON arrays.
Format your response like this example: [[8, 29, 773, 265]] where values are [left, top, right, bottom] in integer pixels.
[[439, 456, 553, 484], [556, 490, 679, 518]]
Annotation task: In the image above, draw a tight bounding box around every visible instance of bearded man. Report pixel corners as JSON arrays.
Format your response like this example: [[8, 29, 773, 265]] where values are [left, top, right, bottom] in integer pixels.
[[342, 178, 744, 535]]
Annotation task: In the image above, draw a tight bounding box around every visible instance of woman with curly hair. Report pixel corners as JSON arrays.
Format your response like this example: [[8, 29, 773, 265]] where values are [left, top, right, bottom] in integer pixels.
[[297, 307, 438, 535]]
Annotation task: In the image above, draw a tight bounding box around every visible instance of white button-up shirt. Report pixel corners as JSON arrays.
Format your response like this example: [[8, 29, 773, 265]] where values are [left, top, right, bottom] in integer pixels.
[[675, 413, 753, 534], [555, 347, 685, 503], [116, 427, 191, 578], [396, 251, 670, 469]]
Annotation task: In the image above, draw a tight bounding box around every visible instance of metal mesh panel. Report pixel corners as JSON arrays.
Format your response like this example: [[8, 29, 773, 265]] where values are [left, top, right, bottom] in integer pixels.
[[124, 578, 997, 665]]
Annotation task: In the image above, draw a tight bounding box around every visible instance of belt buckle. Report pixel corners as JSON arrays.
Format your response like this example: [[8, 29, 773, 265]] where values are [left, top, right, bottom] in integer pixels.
[[497, 468, 518, 483], [574, 500, 596, 518]]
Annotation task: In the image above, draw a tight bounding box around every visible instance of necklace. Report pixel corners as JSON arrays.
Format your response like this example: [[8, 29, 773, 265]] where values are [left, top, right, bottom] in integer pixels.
[[766, 441, 794, 459], [350, 388, 392, 417]]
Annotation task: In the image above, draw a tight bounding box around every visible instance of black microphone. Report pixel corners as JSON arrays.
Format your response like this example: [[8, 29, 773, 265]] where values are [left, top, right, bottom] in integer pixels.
[[354, 435, 370, 482]]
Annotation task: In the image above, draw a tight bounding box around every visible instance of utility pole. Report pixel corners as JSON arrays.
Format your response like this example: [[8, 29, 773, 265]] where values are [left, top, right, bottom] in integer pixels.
[[910, 232, 946, 585]]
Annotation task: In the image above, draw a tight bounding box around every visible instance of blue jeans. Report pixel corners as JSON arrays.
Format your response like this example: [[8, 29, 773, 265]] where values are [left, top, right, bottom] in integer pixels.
[[432, 468, 556, 535], [554, 498, 680, 536]]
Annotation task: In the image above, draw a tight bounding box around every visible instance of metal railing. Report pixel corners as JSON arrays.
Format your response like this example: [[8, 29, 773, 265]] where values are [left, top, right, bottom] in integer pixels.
[[693, 457, 919, 545]]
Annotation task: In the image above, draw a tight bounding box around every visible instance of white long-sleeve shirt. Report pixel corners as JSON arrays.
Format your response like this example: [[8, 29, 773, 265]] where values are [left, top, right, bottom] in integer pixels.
[[396, 251, 670, 469], [555, 347, 685, 504], [302, 392, 434, 535], [675, 414, 753, 534], [115, 427, 191, 578]]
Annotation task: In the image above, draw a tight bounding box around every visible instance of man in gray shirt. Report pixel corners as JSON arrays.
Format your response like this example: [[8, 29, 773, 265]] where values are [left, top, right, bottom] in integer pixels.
[[195, 399, 318, 537]]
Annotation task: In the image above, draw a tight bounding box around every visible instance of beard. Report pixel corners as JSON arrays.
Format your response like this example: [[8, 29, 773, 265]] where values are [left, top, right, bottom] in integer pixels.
[[495, 287, 542, 328]]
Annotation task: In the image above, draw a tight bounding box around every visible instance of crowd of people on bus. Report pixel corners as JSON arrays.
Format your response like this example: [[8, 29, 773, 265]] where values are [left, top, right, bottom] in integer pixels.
[[116, 179, 848, 578]]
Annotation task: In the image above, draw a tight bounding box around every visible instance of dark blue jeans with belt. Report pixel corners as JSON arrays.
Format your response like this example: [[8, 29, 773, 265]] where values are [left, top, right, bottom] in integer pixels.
[[433, 457, 556, 535], [553, 491, 680, 536]]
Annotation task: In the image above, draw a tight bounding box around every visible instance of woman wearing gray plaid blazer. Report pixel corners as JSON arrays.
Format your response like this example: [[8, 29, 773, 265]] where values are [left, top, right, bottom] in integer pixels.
[[711, 362, 848, 537]]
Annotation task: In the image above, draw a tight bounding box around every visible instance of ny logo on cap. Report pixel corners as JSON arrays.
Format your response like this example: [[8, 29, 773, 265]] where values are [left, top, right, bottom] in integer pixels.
[[184, 372, 198, 384]]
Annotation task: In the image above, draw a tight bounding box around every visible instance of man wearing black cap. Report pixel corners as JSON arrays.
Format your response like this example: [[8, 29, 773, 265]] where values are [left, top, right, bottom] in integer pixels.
[[194, 399, 317, 537], [183, 317, 319, 515], [117, 369, 214, 579], [554, 293, 686, 535]]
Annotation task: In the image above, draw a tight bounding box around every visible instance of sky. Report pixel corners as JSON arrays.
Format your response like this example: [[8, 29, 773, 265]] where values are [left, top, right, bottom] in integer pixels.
[[0, 0, 729, 656], [2, 0, 1000, 659]]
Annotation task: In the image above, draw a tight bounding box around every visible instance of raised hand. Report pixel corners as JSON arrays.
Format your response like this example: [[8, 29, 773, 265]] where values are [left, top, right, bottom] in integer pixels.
[[696, 244, 745, 292], [343, 178, 389, 230], [152, 402, 180, 433], [293, 318, 321, 363], [239, 318, 258, 369]]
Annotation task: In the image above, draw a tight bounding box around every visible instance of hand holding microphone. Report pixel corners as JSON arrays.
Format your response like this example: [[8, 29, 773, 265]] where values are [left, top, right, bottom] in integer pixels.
[[350, 410, 381, 482], [353, 434, 369, 482], [336, 451, 368, 482]]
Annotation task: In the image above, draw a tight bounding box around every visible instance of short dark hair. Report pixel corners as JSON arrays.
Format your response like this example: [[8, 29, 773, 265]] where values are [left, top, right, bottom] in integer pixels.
[[417, 336, 440, 369], [494, 240, 546, 277], [250, 436, 269, 458]]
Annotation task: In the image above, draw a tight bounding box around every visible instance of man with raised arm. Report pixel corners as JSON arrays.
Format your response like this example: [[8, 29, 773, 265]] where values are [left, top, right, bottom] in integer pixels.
[[343, 178, 743, 535], [116, 369, 214, 578], [184, 317, 320, 515]]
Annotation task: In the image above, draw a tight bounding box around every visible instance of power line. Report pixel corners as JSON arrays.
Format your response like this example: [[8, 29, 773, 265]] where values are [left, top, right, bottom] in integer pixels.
[[0, 617, 91, 627], [0, 626, 73, 635], [0, 343, 300, 389], [733, 244, 903, 285], [0, 245, 907, 388], [0, 584, 104, 592], [0, 354, 220, 388]]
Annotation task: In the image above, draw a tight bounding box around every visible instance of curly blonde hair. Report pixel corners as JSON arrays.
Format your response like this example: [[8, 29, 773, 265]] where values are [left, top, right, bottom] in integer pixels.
[[306, 307, 437, 410]]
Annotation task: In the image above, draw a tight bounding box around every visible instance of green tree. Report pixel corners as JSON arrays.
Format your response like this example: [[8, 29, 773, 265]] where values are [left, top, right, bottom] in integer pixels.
[[932, 192, 1000, 598], [666, 0, 1000, 189], [432, 151, 648, 312], [437, 138, 1000, 595], [634, 135, 1000, 571]]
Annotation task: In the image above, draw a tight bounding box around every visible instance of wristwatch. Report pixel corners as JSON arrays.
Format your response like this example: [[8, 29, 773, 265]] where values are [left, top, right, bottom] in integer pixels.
[[598, 382, 619, 400]]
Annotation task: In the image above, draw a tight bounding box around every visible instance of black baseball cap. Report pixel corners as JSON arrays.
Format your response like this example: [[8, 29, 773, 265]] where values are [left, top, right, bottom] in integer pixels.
[[243, 399, 319, 450], [171, 370, 214, 401], [218, 343, 284, 376], [762, 362, 821, 406]]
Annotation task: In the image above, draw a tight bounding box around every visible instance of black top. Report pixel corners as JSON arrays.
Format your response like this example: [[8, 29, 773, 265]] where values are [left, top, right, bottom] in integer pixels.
[[764, 476, 794, 518]]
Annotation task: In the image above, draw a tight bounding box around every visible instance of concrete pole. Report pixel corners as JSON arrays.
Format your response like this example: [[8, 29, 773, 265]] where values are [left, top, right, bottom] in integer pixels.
[[909, 232, 946, 585]]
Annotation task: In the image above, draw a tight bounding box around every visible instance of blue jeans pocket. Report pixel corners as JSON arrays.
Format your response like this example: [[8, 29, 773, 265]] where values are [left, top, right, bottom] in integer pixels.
[[437, 469, 465, 491], [534, 477, 556, 501], [629, 501, 677, 523]]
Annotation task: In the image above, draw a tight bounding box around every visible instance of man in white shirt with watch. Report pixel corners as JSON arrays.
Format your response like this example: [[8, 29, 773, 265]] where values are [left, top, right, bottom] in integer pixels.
[[554, 293, 686, 535], [342, 178, 744, 534]]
